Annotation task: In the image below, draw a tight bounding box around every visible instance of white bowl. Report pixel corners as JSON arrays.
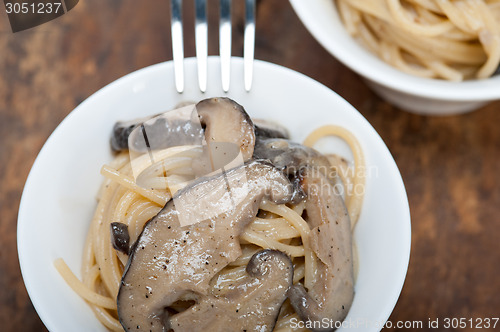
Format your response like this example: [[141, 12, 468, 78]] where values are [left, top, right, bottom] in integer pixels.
[[290, 0, 500, 115], [18, 57, 411, 331]]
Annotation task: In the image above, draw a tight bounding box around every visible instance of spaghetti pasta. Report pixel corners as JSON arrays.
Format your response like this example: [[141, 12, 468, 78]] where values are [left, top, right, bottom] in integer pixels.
[[56, 116, 364, 331], [337, 0, 500, 80]]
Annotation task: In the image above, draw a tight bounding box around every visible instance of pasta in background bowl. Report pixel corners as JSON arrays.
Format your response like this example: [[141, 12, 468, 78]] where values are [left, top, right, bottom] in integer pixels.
[[18, 57, 411, 331], [290, 0, 500, 115]]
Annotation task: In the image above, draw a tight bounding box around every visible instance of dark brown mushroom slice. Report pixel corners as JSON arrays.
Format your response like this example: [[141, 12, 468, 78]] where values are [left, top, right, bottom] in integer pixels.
[[196, 97, 256, 161], [110, 119, 139, 151], [253, 138, 331, 203], [253, 118, 290, 139], [111, 114, 204, 152], [111, 98, 256, 162], [287, 168, 354, 332], [117, 160, 293, 332], [169, 249, 294, 332], [110, 222, 130, 255]]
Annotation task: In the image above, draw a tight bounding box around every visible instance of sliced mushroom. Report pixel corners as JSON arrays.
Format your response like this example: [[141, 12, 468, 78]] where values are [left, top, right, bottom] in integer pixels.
[[169, 249, 293, 332], [196, 97, 255, 161], [253, 119, 290, 139], [253, 138, 331, 203], [111, 113, 204, 152], [117, 161, 292, 332], [288, 168, 354, 331], [110, 222, 130, 255], [111, 98, 255, 163]]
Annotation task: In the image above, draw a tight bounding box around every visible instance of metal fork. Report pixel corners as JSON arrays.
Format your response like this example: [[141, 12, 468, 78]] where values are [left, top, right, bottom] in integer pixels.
[[170, 0, 256, 93]]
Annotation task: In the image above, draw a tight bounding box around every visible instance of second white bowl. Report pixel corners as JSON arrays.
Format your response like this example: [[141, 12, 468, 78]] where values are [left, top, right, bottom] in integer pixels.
[[290, 0, 500, 115]]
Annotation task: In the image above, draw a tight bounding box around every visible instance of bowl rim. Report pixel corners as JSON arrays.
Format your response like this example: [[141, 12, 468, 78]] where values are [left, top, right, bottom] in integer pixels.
[[18, 57, 412, 331], [290, 0, 500, 102]]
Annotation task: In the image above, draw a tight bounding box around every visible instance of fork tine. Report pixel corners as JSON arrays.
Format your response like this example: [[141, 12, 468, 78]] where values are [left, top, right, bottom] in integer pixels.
[[219, 0, 232, 92], [244, 0, 256, 92], [195, 0, 208, 93], [171, 0, 184, 93]]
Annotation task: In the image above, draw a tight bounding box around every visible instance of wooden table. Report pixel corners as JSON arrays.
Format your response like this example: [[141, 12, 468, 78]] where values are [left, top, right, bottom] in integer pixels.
[[1, 1, 499, 331]]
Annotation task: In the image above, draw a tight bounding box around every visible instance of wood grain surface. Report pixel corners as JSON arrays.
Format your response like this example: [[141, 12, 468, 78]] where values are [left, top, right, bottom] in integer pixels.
[[1, 1, 499, 331]]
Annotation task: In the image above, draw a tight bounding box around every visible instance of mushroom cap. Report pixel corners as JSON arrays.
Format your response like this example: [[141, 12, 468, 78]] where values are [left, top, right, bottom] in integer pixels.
[[196, 97, 256, 162]]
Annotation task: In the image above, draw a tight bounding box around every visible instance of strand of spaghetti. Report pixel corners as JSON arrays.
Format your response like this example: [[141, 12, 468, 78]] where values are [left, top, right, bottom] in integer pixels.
[[343, 0, 393, 22], [293, 262, 306, 284], [110, 192, 142, 267], [83, 264, 100, 289], [413, 3, 442, 22], [88, 304, 123, 331], [83, 264, 118, 320], [240, 230, 305, 257], [259, 201, 317, 289], [478, 32, 500, 79], [424, 59, 464, 81], [474, 1, 500, 78], [249, 218, 300, 239], [337, 0, 361, 35], [388, 43, 435, 78], [101, 165, 169, 206], [247, 225, 299, 241], [259, 201, 311, 238], [382, 26, 484, 79], [136, 157, 193, 187], [291, 200, 306, 216], [113, 190, 138, 224], [367, 15, 487, 65], [82, 176, 118, 279], [54, 258, 116, 309], [357, 13, 383, 54], [81, 227, 96, 280], [303, 125, 365, 228], [408, 0, 442, 13], [124, 199, 150, 242], [387, 0, 455, 36], [414, 6, 477, 41], [95, 185, 127, 298], [436, 0, 474, 33], [126, 200, 161, 243], [129, 145, 202, 177], [458, 1, 484, 31]]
